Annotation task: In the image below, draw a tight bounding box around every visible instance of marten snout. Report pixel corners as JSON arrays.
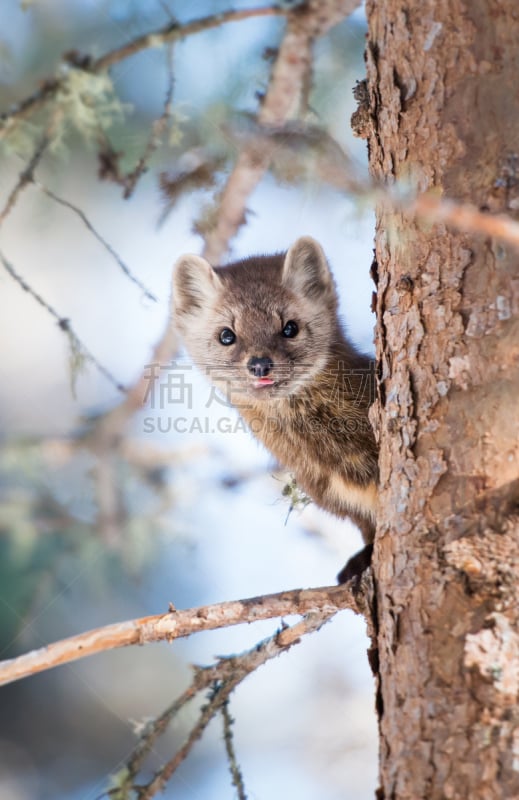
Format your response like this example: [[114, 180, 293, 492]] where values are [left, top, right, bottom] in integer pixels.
[[247, 356, 274, 377]]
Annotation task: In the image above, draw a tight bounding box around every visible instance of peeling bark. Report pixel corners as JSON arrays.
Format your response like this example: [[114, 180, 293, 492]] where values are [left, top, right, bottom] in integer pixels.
[[365, 1, 519, 797]]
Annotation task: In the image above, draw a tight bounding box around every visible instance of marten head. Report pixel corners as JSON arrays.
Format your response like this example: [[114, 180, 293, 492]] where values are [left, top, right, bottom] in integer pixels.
[[173, 237, 339, 404]]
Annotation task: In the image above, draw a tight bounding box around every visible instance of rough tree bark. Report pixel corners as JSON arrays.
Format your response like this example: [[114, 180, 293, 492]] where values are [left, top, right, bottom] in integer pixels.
[[365, 1, 519, 797]]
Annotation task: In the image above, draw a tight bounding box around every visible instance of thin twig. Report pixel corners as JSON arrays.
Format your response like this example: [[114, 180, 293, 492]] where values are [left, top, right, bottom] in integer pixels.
[[125, 682, 201, 780], [0, 584, 359, 688], [33, 180, 157, 301], [0, 135, 49, 226], [135, 683, 229, 800], [1, 116, 156, 304], [222, 699, 248, 800], [123, 44, 176, 199], [0, 104, 65, 224], [0, 250, 126, 393], [158, 1, 176, 23]]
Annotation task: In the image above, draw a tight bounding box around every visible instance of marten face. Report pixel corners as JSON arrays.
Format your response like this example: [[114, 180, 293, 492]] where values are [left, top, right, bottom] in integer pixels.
[[173, 237, 339, 405]]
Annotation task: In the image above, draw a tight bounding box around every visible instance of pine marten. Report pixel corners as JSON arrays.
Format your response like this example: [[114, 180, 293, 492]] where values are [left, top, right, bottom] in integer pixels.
[[173, 236, 378, 582]]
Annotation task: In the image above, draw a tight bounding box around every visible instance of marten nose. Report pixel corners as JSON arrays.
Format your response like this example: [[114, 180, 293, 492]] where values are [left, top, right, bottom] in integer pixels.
[[247, 356, 273, 377]]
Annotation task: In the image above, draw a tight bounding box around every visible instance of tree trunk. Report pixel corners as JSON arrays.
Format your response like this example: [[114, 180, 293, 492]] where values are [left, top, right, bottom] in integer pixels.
[[365, 1, 519, 797]]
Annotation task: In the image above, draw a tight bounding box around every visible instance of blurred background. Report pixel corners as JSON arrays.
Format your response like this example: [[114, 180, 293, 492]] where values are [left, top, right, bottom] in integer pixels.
[[0, 1, 378, 798]]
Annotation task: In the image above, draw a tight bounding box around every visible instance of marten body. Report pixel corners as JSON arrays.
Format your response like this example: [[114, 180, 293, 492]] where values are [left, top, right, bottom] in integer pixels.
[[173, 237, 378, 580]]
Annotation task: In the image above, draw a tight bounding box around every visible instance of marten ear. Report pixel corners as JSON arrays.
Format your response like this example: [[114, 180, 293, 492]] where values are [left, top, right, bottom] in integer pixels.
[[173, 254, 223, 316], [281, 237, 336, 301]]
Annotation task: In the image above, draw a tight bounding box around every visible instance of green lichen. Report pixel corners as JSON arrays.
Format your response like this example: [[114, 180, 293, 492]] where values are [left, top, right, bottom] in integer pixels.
[[282, 475, 311, 522], [51, 66, 131, 152]]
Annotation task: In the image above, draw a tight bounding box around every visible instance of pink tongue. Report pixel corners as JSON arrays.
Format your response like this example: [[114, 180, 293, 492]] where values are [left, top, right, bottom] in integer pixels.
[[256, 377, 274, 385]]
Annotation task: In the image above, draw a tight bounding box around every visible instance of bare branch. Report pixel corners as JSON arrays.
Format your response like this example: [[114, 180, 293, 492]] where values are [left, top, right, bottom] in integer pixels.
[[201, 0, 361, 263], [410, 193, 519, 251], [364, 186, 519, 250], [0, 584, 360, 688], [92, 6, 285, 73], [0, 7, 285, 133], [234, 118, 519, 249]]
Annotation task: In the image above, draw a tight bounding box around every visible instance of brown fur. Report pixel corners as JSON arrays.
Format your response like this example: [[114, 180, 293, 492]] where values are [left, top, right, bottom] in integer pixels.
[[173, 237, 378, 548]]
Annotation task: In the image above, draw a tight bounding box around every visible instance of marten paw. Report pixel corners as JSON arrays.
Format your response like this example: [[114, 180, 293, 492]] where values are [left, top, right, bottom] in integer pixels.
[[337, 544, 373, 585]]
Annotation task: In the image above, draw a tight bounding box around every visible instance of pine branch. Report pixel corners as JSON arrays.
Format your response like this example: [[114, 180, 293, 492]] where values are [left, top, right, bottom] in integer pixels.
[[0, 584, 361, 688], [127, 608, 336, 799]]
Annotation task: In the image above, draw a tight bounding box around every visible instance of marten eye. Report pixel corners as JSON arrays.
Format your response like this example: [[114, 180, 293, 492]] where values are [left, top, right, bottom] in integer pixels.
[[219, 327, 236, 346], [281, 320, 299, 338]]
